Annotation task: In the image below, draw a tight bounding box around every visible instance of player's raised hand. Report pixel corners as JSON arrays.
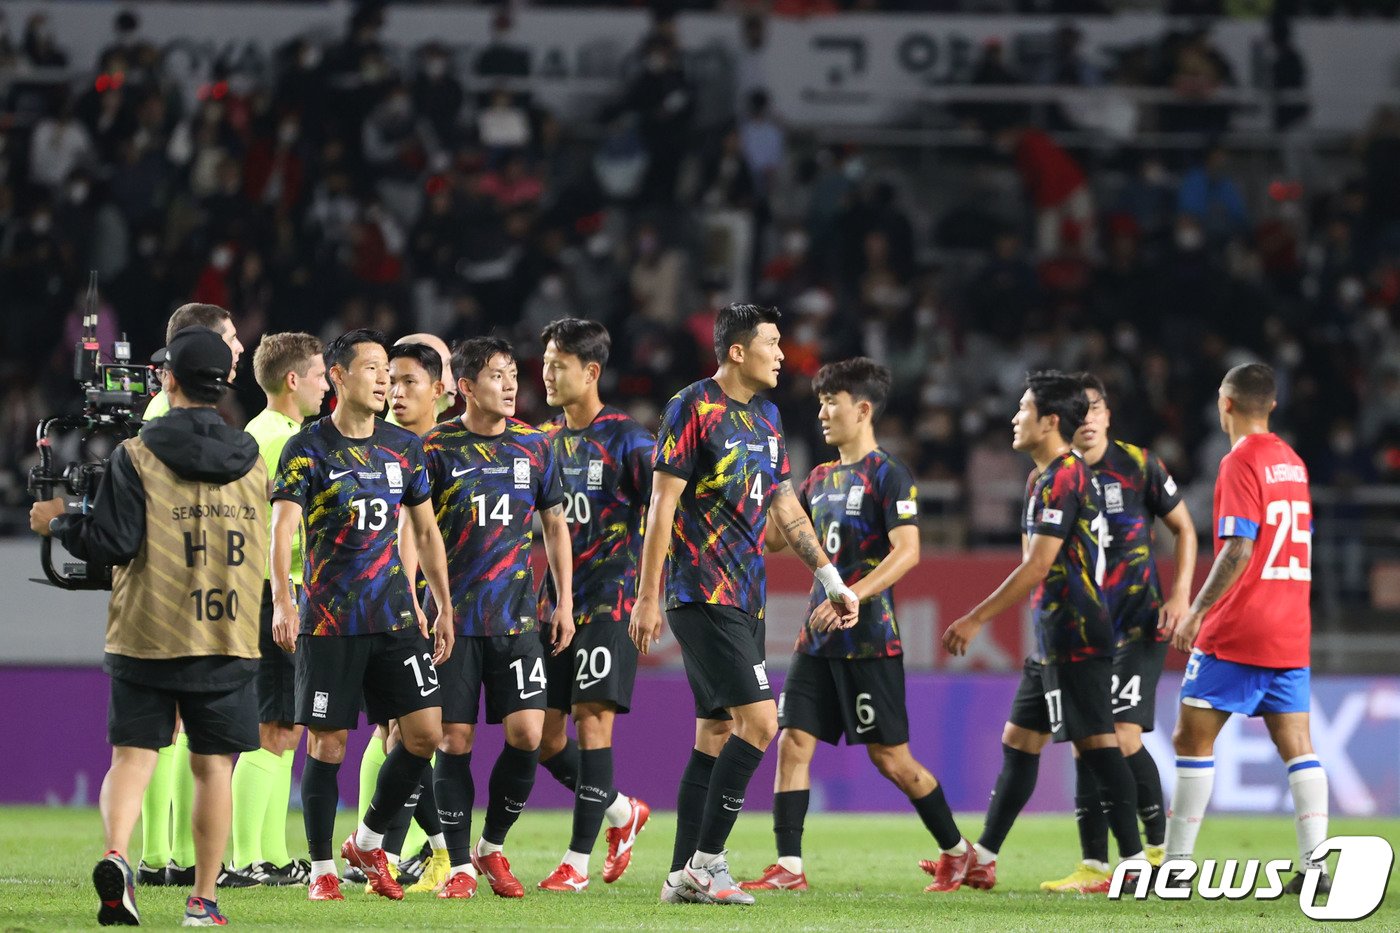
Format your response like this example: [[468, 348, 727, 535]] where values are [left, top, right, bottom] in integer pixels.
[[431, 605, 454, 665], [629, 592, 663, 654], [942, 613, 985, 657], [546, 603, 575, 656]]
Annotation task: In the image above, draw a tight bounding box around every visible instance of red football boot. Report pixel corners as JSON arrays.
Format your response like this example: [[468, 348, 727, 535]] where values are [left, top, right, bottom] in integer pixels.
[[340, 835, 403, 900], [739, 863, 809, 892], [603, 797, 650, 884], [307, 874, 344, 901], [437, 871, 478, 899], [472, 850, 525, 898], [538, 863, 589, 893], [923, 843, 976, 893]]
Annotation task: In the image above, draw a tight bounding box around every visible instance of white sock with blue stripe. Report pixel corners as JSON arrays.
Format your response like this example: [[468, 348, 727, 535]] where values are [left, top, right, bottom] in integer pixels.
[[1286, 755, 1329, 870], [1165, 756, 1214, 862]]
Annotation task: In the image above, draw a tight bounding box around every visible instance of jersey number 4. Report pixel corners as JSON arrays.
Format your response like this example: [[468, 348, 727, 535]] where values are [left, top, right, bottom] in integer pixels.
[[1262, 500, 1311, 582]]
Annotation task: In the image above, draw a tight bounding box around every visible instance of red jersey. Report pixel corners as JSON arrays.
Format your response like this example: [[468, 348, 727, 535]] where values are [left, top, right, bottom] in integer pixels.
[[1197, 433, 1312, 669]]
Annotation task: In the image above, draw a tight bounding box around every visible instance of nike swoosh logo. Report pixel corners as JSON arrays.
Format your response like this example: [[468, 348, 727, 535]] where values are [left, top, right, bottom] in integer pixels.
[[855, 724, 875, 734], [420, 685, 439, 698], [452, 467, 474, 477], [578, 678, 602, 689], [520, 689, 543, 699], [1112, 704, 1136, 713], [724, 438, 744, 449], [564, 878, 586, 891], [721, 803, 742, 811], [578, 795, 606, 804], [329, 469, 353, 480]]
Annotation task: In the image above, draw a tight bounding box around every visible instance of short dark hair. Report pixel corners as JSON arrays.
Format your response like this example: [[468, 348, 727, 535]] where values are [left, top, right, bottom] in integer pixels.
[[166, 303, 230, 344], [452, 336, 515, 382], [812, 357, 892, 417], [1223, 362, 1276, 416], [1026, 370, 1089, 442], [714, 302, 781, 365], [388, 342, 443, 382], [325, 328, 387, 372], [1073, 371, 1107, 403], [540, 318, 610, 368]]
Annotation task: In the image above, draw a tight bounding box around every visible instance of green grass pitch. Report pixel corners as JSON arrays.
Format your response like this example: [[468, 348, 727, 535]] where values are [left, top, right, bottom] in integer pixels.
[[1, 806, 1395, 930]]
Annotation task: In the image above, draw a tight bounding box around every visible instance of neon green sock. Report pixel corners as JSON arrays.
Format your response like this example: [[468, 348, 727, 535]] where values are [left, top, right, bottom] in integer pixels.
[[261, 750, 295, 866], [171, 733, 197, 868], [140, 745, 176, 866], [231, 749, 279, 867], [358, 737, 388, 825]]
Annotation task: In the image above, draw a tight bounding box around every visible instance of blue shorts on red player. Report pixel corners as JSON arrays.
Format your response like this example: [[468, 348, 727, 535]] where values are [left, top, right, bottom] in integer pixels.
[[1179, 647, 1310, 716]]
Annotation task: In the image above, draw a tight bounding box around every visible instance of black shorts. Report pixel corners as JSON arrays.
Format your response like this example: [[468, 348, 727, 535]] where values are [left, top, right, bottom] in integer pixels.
[[545, 621, 638, 714], [108, 676, 258, 756], [294, 628, 440, 731], [1008, 655, 1115, 744], [668, 604, 773, 720], [439, 632, 549, 725], [257, 581, 298, 725], [778, 651, 909, 747], [1112, 638, 1170, 730]]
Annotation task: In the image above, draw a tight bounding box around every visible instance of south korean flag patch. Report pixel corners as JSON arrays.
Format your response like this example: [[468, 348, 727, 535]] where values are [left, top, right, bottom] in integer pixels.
[[1039, 507, 1064, 526], [513, 458, 531, 489]]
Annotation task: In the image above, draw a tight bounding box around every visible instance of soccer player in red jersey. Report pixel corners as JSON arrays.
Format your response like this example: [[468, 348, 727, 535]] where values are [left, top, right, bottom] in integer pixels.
[[1161, 363, 1329, 893]]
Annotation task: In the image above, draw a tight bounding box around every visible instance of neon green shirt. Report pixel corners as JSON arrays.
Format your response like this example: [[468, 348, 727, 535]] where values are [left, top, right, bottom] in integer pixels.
[[143, 391, 170, 421], [245, 407, 305, 585]]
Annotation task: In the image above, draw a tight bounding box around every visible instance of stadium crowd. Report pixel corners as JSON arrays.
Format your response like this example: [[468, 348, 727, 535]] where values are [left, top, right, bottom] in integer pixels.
[[1, 5, 1399, 539]]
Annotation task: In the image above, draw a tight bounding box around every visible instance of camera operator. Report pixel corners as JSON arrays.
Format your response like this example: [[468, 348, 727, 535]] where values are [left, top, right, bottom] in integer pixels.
[[30, 327, 267, 927]]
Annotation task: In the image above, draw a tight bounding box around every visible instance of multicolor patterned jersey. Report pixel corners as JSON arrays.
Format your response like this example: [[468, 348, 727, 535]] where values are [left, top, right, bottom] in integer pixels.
[[1024, 451, 1112, 664], [654, 378, 790, 619], [1090, 439, 1183, 646], [271, 416, 429, 637], [794, 449, 919, 659], [537, 406, 655, 627], [424, 418, 566, 638]]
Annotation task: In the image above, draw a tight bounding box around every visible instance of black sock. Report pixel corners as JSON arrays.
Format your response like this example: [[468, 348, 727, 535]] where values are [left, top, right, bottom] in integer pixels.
[[482, 744, 539, 846], [1074, 755, 1110, 864], [976, 744, 1041, 855], [670, 749, 716, 872], [301, 756, 341, 862], [414, 765, 444, 838], [569, 747, 614, 855], [695, 736, 765, 856], [1125, 748, 1166, 847], [541, 738, 580, 791], [1080, 746, 1143, 860], [364, 746, 433, 835], [434, 752, 474, 866], [382, 777, 419, 860], [911, 783, 963, 852], [773, 790, 809, 859]]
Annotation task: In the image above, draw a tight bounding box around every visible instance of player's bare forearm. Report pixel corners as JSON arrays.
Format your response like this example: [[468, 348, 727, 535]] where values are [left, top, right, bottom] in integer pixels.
[[764, 520, 789, 553], [1188, 535, 1252, 617], [637, 473, 684, 599], [770, 480, 829, 572], [968, 534, 1060, 624], [1163, 502, 1199, 604], [269, 500, 300, 613], [408, 500, 452, 616], [851, 526, 920, 601], [541, 504, 573, 615], [398, 512, 419, 583]]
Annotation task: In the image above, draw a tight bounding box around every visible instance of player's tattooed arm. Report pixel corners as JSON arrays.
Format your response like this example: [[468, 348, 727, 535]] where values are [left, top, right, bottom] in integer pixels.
[[770, 479, 824, 570], [1166, 535, 1253, 653]]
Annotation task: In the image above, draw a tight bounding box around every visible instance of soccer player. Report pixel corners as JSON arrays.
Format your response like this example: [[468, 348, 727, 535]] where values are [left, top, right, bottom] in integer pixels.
[[740, 358, 973, 895], [1160, 363, 1328, 893], [629, 303, 859, 907], [137, 303, 246, 887], [425, 336, 575, 900], [942, 371, 1145, 892], [229, 332, 328, 886], [342, 340, 453, 893], [1040, 373, 1198, 892], [270, 328, 455, 902], [535, 319, 654, 892]]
